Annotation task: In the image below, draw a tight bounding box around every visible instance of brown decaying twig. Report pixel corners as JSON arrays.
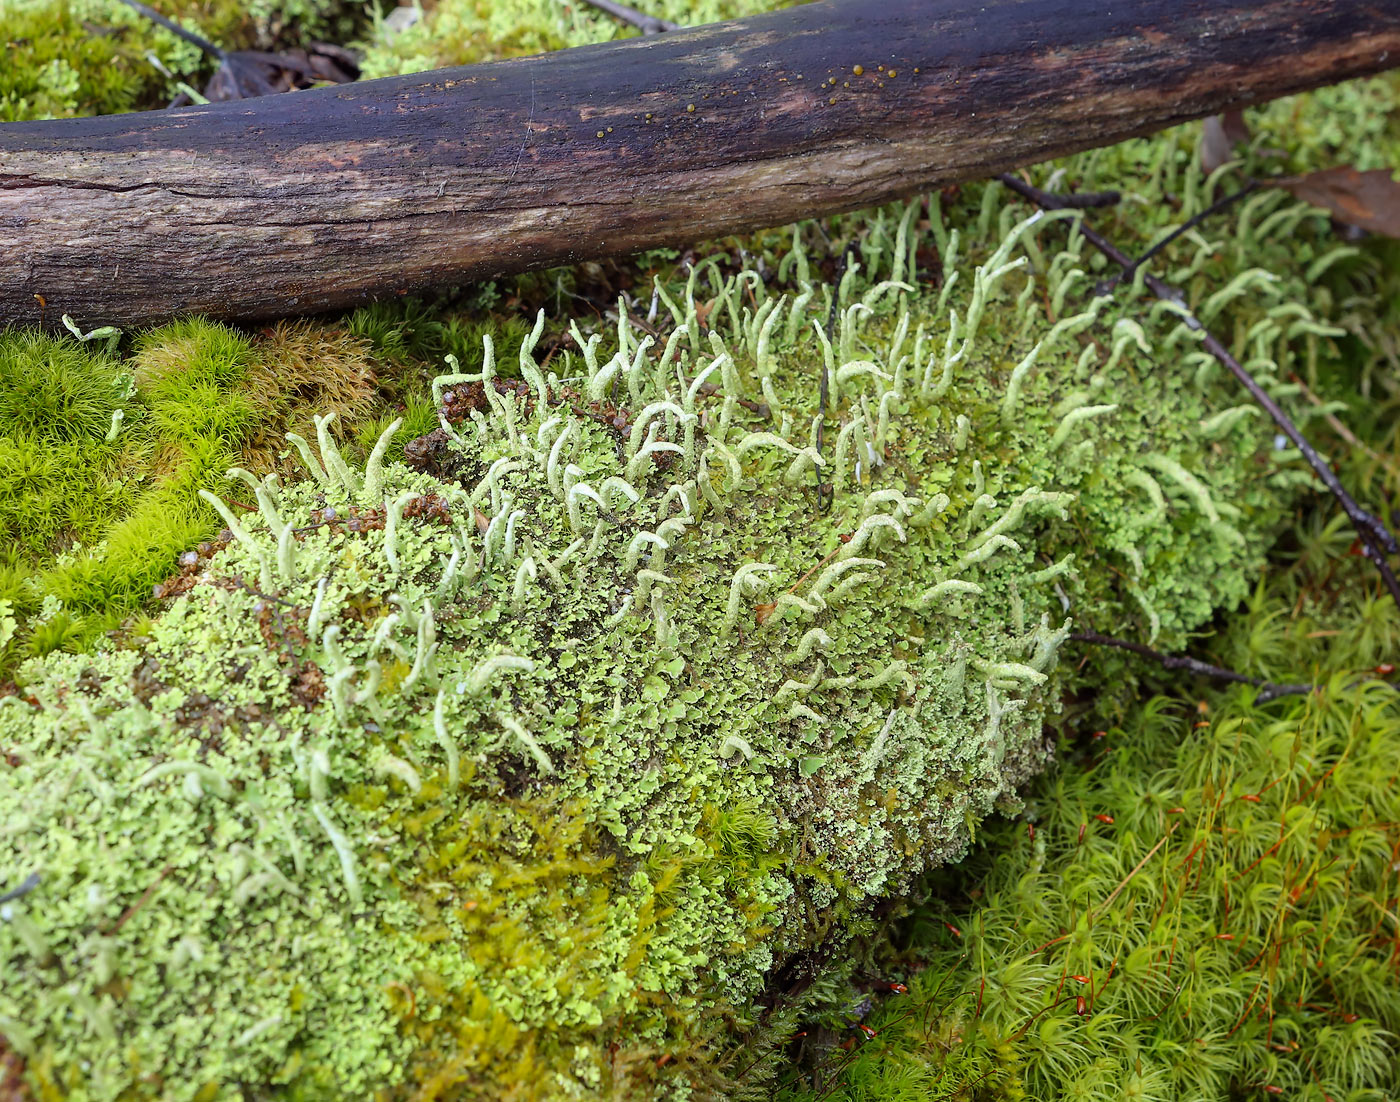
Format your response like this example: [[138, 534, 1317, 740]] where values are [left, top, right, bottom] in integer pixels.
[[104, 863, 175, 934], [997, 172, 1400, 614], [1090, 823, 1178, 919]]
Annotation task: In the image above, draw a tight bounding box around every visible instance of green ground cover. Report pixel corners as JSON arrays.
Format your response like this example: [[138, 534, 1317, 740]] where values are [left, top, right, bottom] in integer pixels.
[[1, 3, 1398, 1100], [774, 536, 1400, 1102]]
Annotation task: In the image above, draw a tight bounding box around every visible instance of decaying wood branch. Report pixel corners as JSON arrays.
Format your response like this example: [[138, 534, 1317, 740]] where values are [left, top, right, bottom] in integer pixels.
[[2, 0, 1399, 328]]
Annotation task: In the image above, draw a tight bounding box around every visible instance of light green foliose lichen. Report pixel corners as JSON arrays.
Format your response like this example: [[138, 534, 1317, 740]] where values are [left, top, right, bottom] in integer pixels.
[[0, 166, 1360, 1099], [775, 537, 1400, 1102]]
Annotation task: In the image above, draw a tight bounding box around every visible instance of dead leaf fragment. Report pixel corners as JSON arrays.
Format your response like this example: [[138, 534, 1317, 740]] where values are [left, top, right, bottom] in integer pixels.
[[1272, 166, 1400, 239], [1199, 107, 1251, 175]]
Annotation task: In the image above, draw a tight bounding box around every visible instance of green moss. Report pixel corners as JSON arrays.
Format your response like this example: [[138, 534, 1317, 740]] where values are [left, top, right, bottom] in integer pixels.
[[0, 317, 396, 674], [0, 0, 364, 122], [0, 0, 153, 120], [0, 329, 126, 442], [133, 317, 258, 397], [356, 0, 798, 79], [774, 543, 1400, 1102]]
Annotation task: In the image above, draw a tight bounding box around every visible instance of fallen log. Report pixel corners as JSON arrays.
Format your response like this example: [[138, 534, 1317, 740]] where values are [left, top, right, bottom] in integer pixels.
[[2, 0, 1398, 329]]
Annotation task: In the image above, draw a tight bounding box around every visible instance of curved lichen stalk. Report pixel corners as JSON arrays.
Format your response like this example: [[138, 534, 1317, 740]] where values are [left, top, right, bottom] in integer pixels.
[[0, 191, 1324, 1100]]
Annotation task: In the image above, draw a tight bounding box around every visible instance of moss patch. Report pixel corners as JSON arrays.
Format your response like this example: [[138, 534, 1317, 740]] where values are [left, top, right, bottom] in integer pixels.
[[0, 318, 388, 674], [775, 540, 1400, 1102]]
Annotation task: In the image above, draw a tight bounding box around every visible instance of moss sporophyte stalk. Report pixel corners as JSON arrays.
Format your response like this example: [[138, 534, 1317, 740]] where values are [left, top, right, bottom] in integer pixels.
[[2, 134, 1388, 1095]]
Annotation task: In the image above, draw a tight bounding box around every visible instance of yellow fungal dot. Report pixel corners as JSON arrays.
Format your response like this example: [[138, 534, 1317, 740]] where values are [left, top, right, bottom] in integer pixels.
[[687, 103, 695, 112], [607, 126, 613, 132], [853, 64, 864, 75], [888, 69, 898, 78], [828, 96, 837, 105], [596, 130, 605, 138]]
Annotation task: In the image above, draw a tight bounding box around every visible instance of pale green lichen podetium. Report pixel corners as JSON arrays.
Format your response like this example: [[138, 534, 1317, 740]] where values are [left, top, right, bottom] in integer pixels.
[[0, 188, 1336, 1100]]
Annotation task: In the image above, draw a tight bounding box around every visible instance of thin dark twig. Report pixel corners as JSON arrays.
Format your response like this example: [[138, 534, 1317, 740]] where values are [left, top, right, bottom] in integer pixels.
[[1094, 179, 1259, 296], [120, 0, 224, 58], [1069, 631, 1314, 703], [997, 172, 1400, 613], [0, 871, 40, 904], [575, 0, 679, 34]]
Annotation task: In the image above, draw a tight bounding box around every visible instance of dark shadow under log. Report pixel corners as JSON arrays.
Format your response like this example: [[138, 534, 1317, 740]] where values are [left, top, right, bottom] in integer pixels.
[[2, 0, 1399, 328]]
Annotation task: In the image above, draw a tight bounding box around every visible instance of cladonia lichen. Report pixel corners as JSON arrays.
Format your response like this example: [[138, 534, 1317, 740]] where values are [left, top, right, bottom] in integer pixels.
[[0, 185, 1339, 1098]]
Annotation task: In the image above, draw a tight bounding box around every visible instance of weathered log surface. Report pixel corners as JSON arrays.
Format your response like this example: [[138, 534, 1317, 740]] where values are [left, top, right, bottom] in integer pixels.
[[2, 0, 1399, 328]]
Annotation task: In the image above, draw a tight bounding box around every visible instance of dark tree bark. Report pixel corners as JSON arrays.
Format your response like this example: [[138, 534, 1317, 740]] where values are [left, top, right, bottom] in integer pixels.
[[2, 0, 1398, 329]]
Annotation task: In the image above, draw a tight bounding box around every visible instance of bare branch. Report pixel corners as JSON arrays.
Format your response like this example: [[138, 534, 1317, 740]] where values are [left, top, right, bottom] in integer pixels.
[[1068, 631, 1315, 704]]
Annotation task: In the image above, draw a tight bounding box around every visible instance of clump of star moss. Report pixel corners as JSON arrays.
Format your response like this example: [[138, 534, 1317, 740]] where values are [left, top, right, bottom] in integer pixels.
[[772, 527, 1400, 1102]]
